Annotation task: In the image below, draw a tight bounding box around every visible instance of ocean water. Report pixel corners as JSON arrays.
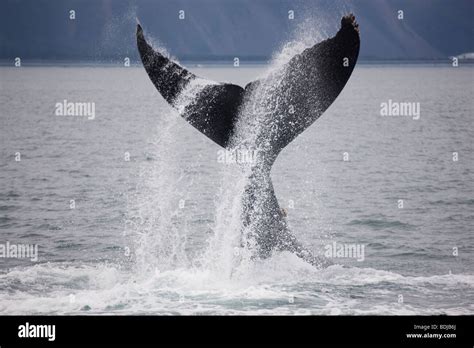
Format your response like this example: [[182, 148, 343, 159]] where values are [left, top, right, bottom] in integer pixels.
[[0, 64, 473, 315]]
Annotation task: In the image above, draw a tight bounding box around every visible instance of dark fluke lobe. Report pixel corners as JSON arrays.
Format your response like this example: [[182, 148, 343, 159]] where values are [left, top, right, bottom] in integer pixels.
[[137, 23, 244, 148]]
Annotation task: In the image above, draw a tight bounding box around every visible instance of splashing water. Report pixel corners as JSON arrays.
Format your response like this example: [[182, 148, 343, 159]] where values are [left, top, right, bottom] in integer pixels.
[[126, 6, 357, 280], [125, 114, 191, 273], [121, 15, 325, 282]]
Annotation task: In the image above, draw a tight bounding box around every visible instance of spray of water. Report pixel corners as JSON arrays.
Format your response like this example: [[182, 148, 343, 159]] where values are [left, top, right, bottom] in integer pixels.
[[124, 114, 193, 275], [126, 3, 355, 281], [199, 10, 346, 278]]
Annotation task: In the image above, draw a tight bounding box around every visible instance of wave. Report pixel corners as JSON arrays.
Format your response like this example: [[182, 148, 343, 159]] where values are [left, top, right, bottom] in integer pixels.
[[347, 218, 415, 230]]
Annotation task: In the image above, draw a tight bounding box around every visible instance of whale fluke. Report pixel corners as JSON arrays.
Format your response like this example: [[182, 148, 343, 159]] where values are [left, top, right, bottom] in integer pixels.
[[137, 15, 360, 267], [137, 15, 359, 151]]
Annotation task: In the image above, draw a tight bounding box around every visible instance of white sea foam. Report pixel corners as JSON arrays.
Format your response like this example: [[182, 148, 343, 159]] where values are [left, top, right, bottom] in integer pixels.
[[0, 259, 473, 315]]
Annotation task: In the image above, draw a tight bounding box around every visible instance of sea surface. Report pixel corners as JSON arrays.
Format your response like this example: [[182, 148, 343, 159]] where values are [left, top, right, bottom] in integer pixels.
[[0, 64, 473, 314]]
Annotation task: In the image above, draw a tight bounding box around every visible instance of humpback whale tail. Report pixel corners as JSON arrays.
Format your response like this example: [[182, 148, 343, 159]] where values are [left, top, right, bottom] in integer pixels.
[[136, 15, 360, 267]]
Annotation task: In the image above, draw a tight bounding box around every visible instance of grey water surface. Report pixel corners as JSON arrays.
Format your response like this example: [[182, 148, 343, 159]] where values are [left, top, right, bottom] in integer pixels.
[[0, 65, 473, 314]]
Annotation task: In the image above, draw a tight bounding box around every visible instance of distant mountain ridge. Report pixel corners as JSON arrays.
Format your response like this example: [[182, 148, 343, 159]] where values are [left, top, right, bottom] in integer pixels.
[[0, 0, 473, 61]]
